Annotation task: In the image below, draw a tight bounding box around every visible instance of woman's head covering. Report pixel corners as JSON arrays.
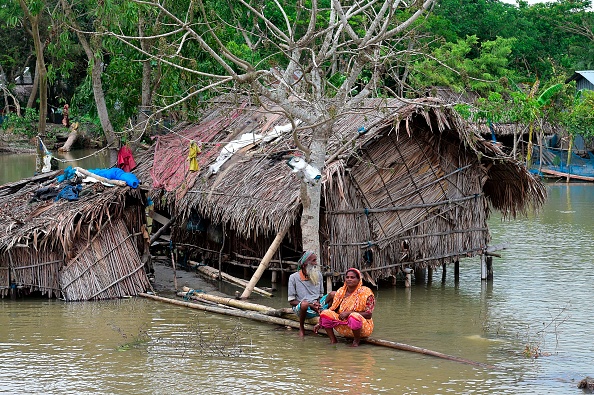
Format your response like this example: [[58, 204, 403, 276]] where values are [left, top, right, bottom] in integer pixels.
[[297, 251, 317, 270], [346, 267, 361, 279]]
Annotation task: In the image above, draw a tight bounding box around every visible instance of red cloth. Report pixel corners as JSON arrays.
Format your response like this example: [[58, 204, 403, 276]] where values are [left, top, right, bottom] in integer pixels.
[[117, 145, 137, 172]]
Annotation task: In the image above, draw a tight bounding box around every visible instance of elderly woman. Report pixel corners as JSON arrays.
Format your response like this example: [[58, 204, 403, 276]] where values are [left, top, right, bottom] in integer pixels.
[[317, 268, 375, 347]]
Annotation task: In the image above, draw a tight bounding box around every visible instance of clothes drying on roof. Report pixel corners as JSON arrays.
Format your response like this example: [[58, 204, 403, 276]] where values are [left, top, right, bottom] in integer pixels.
[[208, 121, 299, 175], [88, 168, 140, 188], [117, 145, 137, 172]]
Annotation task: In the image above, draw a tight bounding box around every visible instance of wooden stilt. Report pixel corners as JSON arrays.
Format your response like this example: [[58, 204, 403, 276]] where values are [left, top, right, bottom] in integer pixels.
[[427, 267, 433, 284], [486, 257, 493, 281], [414, 268, 426, 285], [480, 254, 487, 281], [281, 268, 287, 285], [240, 227, 288, 299], [271, 270, 278, 291], [170, 243, 178, 291], [326, 275, 333, 293], [404, 268, 412, 288], [441, 263, 446, 283], [454, 260, 459, 283]]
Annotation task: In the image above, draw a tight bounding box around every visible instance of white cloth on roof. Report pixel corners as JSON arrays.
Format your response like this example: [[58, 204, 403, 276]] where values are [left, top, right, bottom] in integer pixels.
[[208, 120, 300, 175]]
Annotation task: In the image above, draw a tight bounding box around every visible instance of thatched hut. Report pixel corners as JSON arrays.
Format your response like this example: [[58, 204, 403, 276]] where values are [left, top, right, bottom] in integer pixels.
[[0, 169, 152, 300], [135, 96, 546, 285]]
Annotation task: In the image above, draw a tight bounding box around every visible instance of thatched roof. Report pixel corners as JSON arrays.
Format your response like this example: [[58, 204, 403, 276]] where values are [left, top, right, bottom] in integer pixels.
[[0, 170, 151, 300], [138, 96, 544, 227], [429, 86, 564, 137], [135, 95, 546, 280]]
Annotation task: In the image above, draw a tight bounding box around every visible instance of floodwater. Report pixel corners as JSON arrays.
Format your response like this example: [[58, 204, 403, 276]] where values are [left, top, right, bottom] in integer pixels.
[[0, 148, 112, 182], [1, 152, 594, 394]]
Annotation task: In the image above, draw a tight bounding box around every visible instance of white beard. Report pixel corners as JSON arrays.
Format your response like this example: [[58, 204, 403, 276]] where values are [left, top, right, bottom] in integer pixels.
[[306, 265, 322, 286]]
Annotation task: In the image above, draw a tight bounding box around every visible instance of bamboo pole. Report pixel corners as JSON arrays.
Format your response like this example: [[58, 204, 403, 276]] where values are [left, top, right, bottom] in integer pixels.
[[180, 287, 278, 315], [240, 227, 288, 299], [170, 241, 178, 291], [363, 338, 494, 369], [194, 264, 273, 297], [140, 293, 493, 369], [140, 292, 308, 329]]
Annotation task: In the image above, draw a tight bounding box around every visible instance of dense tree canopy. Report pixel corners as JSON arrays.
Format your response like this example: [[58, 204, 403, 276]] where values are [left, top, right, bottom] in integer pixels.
[[1, 0, 593, 138]]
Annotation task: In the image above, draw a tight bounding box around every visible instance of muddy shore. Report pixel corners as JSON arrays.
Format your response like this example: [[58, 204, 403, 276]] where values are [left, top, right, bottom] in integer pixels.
[[149, 257, 229, 298]]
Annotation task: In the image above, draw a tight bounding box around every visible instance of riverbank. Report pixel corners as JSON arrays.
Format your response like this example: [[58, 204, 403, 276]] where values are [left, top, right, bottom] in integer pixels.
[[150, 256, 226, 297], [0, 123, 102, 154]]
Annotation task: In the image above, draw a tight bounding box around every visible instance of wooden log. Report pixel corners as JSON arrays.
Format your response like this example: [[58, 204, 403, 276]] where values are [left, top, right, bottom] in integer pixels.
[[149, 216, 175, 244], [74, 167, 127, 187], [140, 292, 309, 329], [363, 338, 494, 369], [180, 291, 319, 323], [194, 264, 273, 297], [140, 293, 491, 368], [180, 287, 278, 315], [240, 227, 288, 299], [58, 122, 79, 152]]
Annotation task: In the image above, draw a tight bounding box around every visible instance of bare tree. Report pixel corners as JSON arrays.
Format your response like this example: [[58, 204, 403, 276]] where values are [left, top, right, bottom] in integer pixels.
[[111, 0, 435, 254]]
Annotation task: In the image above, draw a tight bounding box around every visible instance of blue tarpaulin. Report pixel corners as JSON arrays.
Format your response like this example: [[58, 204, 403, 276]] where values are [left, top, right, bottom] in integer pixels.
[[88, 168, 140, 188]]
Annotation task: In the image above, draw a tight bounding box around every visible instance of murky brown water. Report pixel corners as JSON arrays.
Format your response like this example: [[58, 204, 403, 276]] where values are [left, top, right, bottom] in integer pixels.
[[1, 152, 593, 394]]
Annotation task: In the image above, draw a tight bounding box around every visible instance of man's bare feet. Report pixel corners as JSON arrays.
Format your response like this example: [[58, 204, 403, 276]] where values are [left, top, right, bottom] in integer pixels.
[[299, 329, 306, 338]]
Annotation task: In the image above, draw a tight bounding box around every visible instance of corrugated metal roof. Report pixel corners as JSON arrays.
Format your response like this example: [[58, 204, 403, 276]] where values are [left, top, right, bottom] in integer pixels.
[[567, 70, 594, 85], [576, 70, 594, 84]]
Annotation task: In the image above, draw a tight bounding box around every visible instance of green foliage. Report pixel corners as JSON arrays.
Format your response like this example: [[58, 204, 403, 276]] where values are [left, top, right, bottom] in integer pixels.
[[0, 108, 40, 138], [409, 35, 517, 96], [560, 90, 594, 138]]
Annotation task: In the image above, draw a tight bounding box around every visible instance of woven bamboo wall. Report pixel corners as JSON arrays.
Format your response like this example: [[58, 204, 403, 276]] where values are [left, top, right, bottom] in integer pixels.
[[324, 127, 490, 279]]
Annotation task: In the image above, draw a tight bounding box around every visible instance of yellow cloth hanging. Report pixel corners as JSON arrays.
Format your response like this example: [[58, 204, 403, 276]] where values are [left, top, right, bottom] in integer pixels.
[[188, 141, 201, 171]]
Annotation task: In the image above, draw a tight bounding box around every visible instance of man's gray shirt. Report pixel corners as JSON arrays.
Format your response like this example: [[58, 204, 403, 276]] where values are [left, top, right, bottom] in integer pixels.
[[288, 272, 324, 303]]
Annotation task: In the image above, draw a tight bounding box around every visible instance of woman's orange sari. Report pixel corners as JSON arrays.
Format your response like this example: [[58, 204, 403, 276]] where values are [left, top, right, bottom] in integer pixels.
[[319, 273, 375, 338]]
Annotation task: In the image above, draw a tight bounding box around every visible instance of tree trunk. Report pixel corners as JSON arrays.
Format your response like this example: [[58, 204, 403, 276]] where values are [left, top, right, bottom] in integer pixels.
[[19, 0, 47, 137], [91, 56, 116, 148], [58, 123, 79, 152], [130, 10, 155, 147], [60, 0, 116, 148], [299, 128, 327, 256], [26, 63, 39, 110]]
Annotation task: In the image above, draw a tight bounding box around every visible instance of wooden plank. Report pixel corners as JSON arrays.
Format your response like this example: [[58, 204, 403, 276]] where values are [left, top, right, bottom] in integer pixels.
[[148, 210, 171, 225], [540, 168, 594, 182]]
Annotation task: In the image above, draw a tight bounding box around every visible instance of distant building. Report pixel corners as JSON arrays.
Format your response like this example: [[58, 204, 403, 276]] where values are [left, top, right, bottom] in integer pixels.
[[566, 70, 594, 91]]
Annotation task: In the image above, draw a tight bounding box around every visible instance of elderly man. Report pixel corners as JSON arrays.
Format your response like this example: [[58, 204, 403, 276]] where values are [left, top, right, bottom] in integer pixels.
[[288, 251, 334, 337]]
